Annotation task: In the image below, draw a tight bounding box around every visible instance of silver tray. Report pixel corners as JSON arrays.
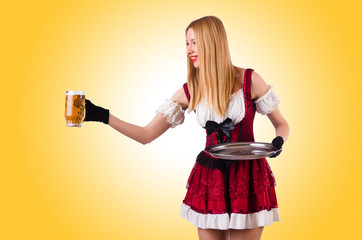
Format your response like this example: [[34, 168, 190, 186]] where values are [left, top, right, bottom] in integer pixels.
[[204, 142, 279, 160]]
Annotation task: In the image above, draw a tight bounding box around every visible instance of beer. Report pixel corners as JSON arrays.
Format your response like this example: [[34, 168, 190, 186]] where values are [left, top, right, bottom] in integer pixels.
[[65, 91, 85, 127]]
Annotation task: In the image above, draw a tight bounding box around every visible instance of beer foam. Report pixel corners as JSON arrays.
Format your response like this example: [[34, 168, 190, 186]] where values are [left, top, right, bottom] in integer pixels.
[[66, 90, 85, 95]]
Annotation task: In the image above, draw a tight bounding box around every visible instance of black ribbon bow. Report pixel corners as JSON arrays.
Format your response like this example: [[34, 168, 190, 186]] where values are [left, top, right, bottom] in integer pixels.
[[204, 118, 235, 143]]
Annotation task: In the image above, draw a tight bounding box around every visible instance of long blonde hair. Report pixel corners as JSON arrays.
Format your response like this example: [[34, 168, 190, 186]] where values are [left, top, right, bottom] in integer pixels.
[[186, 16, 235, 117]]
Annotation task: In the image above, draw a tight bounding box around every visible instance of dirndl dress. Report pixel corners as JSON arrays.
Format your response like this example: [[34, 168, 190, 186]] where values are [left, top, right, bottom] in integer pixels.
[[180, 68, 280, 230]]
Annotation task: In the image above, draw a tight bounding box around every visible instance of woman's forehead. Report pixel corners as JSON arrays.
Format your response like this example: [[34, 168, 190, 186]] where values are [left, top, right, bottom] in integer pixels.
[[186, 28, 195, 39]]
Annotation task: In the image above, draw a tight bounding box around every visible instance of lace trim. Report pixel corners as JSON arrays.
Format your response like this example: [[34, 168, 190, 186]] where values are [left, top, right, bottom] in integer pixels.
[[183, 200, 228, 214], [156, 99, 185, 128], [254, 85, 279, 115], [183, 200, 278, 215]]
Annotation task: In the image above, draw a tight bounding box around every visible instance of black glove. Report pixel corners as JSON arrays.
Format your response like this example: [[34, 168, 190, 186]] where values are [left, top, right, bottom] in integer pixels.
[[270, 136, 284, 158], [84, 99, 109, 124]]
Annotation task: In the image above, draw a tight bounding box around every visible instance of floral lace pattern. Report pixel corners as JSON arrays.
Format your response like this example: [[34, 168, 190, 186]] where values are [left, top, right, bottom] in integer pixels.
[[186, 158, 276, 201], [187, 164, 226, 201], [229, 173, 249, 199]]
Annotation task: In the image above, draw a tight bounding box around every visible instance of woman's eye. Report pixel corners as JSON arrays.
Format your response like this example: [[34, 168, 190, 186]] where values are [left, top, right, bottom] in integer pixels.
[[193, 42, 196, 45], [186, 43, 189, 46]]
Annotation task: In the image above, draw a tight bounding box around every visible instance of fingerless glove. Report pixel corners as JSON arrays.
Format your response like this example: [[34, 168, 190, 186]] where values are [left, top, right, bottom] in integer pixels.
[[84, 99, 109, 124]]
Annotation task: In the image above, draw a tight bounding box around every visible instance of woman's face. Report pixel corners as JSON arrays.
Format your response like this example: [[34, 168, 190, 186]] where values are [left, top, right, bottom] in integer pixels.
[[186, 28, 199, 68]]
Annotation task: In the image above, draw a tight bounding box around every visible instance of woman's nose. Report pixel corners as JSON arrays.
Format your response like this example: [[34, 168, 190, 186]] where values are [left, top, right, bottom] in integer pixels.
[[187, 45, 194, 54]]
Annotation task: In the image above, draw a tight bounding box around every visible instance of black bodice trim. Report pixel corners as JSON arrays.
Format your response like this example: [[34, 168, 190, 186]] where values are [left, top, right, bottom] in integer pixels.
[[196, 151, 235, 174]]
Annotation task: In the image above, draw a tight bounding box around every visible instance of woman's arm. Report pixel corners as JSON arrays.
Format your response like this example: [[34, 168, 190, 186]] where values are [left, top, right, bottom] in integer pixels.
[[251, 71, 290, 142], [108, 87, 189, 145], [266, 107, 289, 142], [108, 114, 170, 145]]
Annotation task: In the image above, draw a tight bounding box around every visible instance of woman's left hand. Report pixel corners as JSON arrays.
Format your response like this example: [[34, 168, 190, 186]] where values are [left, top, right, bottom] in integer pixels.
[[270, 136, 284, 158]]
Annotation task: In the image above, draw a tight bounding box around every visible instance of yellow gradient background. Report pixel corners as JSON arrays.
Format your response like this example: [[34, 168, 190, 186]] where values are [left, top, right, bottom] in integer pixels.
[[1, 0, 361, 239]]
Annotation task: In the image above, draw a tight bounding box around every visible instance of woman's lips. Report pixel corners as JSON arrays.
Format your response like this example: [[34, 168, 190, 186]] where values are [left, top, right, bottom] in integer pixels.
[[190, 55, 198, 62]]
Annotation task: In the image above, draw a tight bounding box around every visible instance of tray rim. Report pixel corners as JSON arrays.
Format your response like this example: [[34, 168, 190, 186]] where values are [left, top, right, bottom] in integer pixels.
[[204, 141, 279, 160]]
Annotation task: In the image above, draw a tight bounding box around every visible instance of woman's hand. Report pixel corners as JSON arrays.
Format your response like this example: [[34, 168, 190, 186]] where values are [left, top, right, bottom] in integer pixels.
[[84, 99, 110, 124], [270, 136, 284, 158]]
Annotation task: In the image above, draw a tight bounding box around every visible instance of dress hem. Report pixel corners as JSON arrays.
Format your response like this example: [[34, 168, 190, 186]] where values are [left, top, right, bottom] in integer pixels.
[[180, 203, 280, 230]]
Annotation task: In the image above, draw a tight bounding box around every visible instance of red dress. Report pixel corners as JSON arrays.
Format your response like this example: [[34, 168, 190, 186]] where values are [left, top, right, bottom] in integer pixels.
[[180, 69, 280, 229]]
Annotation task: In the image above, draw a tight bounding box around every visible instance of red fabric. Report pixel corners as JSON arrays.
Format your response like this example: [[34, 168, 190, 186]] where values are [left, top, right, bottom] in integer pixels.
[[182, 68, 278, 215], [183, 83, 191, 103]]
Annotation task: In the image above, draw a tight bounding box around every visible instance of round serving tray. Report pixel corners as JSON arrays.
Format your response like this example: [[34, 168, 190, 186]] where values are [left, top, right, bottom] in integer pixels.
[[204, 142, 279, 160]]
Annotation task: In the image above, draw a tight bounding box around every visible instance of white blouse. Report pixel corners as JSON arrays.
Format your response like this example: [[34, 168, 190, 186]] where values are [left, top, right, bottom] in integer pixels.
[[196, 86, 279, 127], [196, 89, 245, 127], [156, 86, 279, 128]]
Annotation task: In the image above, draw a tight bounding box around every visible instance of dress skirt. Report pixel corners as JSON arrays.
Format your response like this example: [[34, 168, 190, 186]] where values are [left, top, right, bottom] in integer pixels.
[[180, 151, 280, 230]]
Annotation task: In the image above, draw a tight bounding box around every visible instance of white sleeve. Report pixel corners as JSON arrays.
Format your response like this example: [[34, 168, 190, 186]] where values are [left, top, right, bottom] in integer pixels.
[[254, 85, 280, 115], [156, 99, 185, 128]]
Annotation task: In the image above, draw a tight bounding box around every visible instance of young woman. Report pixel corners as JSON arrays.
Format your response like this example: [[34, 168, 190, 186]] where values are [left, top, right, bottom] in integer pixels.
[[84, 16, 289, 240]]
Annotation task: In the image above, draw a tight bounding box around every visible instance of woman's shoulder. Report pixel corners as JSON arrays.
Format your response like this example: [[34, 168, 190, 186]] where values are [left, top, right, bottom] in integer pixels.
[[234, 67, 269, 99], [171, 87, 189, 110], [249, 70, 269, 100]]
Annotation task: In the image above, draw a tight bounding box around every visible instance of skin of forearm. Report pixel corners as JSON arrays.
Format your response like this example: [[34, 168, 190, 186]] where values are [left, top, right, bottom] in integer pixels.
[[275, 122, 289, 142], [266, 108, 289, 143], [108, 114, 149, 144], [108, 113, 172, 145]]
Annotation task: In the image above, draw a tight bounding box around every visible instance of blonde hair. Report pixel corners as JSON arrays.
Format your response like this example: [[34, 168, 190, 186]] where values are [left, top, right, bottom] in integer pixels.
[[186, 16, 235, 117]]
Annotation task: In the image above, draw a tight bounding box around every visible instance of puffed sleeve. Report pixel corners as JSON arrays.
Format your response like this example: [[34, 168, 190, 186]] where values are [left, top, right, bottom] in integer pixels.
[[254, 85, 280, 115], [156, 99, 185, 128]]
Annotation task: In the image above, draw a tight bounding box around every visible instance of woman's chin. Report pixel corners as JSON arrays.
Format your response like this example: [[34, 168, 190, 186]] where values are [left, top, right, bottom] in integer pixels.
[[193, 61, 200, 68]]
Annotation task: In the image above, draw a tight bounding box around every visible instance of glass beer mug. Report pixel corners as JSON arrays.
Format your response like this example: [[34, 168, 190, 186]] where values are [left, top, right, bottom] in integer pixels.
[[65, 90, 85, 127]]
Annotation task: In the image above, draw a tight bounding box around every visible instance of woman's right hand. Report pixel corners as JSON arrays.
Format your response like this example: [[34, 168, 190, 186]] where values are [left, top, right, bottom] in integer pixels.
[[84, 99, 110, 124]]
